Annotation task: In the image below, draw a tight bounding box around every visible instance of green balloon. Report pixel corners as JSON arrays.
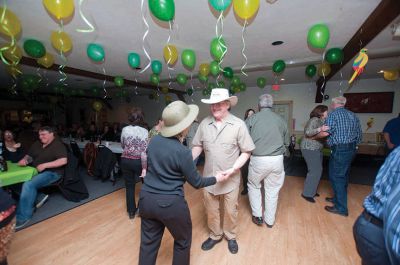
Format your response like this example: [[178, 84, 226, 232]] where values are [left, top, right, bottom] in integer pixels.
[[209, 0, 232, 11], [87, 43, 105, 62], [186, 88, 193, 96], [231, 75, 240, 86], [150, 73, 160, 85], [151, 60, 162, 74], [257, 77, 266, 88], [325, 48, 344, 64], [148, 0, 175, 22], [181, 49, 196, 70], [199, 74, 208, 83], [202, 88, 211, 96], [176, 73, 187, 85], [210, 37, 227, 62], [307, 24, 330, 49], [272, 60, 286, 74], [210, 61, 220, 76], [114, 76, 124, 87], [217, 80, 225, 87], [305, 64, 317, 77], [128, 53, 140, 68], [223, 67, 233, 79], [239, 83, 246, 92], [23, 39, 46, 59], [208, 83, 216, 90]]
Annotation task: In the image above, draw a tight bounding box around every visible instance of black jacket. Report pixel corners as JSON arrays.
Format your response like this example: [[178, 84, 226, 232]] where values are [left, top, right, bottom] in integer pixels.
[[93, 145, 117, 181]]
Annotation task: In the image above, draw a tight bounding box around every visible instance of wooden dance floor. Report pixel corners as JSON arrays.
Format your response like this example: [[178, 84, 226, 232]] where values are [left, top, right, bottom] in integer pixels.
[[9, 176, 371, 265]]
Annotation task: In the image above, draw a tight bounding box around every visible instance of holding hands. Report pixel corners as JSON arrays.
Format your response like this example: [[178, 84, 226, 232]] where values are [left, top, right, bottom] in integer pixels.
[[215, 171, 230, 182]]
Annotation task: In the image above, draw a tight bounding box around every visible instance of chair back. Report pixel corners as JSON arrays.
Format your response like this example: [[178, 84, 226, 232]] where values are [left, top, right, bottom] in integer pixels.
[[83, 142, 97, 176]]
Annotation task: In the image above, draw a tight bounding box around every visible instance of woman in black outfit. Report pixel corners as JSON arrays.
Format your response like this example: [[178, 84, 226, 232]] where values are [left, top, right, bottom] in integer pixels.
[[2, 129, 25, 163], [139, 101, 228, 265]]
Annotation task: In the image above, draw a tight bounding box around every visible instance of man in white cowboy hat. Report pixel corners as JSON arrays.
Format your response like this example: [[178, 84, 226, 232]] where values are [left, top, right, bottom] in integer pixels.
[[192, 88, 255, 254]]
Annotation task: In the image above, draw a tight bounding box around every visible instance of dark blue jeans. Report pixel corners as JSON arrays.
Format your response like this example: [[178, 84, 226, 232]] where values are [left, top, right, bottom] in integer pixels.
[[353, 213, 390, 265], [328, 142, 356, 213]]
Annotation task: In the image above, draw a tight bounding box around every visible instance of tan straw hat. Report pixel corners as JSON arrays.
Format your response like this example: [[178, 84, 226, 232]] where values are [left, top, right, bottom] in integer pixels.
[[201, 88, 238, 107], [160, 101, 199, 137]]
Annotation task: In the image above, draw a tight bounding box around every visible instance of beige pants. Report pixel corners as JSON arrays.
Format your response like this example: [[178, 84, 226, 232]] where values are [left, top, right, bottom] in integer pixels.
[[203, 186, 239, 240], [248, 155, 285, 226]]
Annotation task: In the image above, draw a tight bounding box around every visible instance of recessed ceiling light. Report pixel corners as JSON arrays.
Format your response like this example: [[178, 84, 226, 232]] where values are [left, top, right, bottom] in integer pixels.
[[272, 41, 284, 46], [280, 78, 285, 81], [377, 70, 384, 73]]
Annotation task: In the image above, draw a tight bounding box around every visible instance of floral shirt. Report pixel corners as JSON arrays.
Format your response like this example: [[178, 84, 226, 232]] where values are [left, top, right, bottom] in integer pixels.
[[121, 125, 148, 161]]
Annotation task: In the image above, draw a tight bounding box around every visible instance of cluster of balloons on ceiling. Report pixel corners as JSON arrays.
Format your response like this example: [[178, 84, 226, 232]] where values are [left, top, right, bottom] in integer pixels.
[[1, 0, 399, 103]]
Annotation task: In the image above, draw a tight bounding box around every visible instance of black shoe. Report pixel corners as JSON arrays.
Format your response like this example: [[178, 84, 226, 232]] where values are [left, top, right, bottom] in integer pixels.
[[325, 197, 334, 203], [228, 239, 238, 254], [252, 216, 263, 226], [314, 193, 320, 197], [128, 212, 135, 219], [241, 189, 248, 195], [324, 206, 348, 217], [201, 238, 222, 251], [301, 194, 315, 203]]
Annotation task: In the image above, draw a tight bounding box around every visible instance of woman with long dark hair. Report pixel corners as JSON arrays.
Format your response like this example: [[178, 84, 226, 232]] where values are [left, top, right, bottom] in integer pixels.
[[120, 107, 148, 219], [300, 105, 330, 203]]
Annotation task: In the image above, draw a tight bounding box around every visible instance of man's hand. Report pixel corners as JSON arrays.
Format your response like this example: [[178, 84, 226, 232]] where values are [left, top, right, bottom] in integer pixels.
[[36, 164, 47, 172], [215, 171, 229, 182], [18, 158, 27, 167], [223, 167, 238, 178]]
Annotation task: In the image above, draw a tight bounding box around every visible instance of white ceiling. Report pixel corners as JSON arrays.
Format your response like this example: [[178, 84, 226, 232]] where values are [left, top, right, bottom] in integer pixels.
[[1, 0, 399, 97]]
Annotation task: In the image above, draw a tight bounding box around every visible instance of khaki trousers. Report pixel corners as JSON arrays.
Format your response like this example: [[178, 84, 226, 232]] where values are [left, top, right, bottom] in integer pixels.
[[203, 186, 239, 240]]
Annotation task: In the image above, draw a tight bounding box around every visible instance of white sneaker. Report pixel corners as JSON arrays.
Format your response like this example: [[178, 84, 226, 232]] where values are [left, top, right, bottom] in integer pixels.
[[36, 194, 49, 209]]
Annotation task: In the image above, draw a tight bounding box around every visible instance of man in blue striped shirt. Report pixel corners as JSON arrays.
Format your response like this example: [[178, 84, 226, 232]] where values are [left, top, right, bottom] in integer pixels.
[[353, 146, 400, 265], [383, 162, 400, 265], [325, 96, 362, 216]]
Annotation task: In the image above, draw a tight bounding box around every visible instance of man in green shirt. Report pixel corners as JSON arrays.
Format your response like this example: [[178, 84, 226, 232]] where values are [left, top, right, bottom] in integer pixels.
[[245, 94, 289, 228]]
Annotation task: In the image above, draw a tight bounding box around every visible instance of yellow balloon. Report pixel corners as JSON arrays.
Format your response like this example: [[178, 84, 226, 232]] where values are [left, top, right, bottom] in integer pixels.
[[233, 0, 260, 20], [43, 0, 75, 20], [1, 44, 22, 63], [92, 101, 103, 112], [0, 8, 21, 37], [161, 87, 169, 94], [199, 63, 210, 77], [50, 31, 73, 53], [163, 44, 178, 65], [37, 52, 54, 68], [383, 70, 399, 81], [318, 62, 331, 76], [6, 65, 21, 77]]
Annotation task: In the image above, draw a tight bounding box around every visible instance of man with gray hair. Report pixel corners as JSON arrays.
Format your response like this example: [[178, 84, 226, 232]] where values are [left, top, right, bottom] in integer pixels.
[[245, 94, 289, 228], [325, 96, 362, 216]]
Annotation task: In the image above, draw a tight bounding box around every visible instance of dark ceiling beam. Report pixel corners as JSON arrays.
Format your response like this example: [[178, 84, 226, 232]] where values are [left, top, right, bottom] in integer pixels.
[[315, 0, 400, 103], [19, 56, 187, 98]]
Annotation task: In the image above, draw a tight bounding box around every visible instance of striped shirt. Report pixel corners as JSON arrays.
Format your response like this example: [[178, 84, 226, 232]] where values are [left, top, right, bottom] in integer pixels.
[[363, 147, 400, 220], [326, 107, 362, 146], [384, 179, 400, 265], [120, 125, 148, 160]]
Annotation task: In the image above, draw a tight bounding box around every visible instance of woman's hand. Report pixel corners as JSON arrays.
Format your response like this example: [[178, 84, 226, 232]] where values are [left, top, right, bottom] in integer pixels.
[[140, 168, 147, 178]]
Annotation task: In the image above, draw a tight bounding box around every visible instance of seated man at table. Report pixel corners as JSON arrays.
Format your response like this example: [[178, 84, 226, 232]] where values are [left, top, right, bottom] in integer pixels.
[[15, 126, 68, 229]]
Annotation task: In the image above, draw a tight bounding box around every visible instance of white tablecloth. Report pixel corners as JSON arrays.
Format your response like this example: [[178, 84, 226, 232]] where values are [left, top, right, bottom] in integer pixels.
[[62, 138, 123, 154]]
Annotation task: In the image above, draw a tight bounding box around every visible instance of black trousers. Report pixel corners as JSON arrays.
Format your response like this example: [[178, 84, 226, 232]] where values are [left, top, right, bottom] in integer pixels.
[[120, 158, 141, 214], [139, 190, 192, 265]]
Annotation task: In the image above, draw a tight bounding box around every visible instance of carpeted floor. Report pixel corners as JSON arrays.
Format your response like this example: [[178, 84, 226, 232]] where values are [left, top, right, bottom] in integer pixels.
[[19, 167, 125, 230]]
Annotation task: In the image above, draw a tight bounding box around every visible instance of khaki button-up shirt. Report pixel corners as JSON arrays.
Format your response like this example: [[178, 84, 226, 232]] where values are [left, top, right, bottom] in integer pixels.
[[192, 113, 255, 195]]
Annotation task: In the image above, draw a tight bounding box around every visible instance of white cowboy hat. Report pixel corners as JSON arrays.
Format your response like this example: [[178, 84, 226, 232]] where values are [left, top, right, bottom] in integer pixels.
[[201, 88, 238, 107], [160, 101, 199, 137]]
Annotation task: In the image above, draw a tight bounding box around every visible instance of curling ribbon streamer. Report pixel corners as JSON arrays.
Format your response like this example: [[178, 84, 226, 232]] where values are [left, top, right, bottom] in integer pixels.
[[216, 11, 227, 83], [139, 0, 151, 73], [58, 20, 68, 85], [76, 0, 95, 33], [102, 66, 108, 98], [240, 20, 248, 77], [166, 20, 174, 89], [0, 4, 18, 66]]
